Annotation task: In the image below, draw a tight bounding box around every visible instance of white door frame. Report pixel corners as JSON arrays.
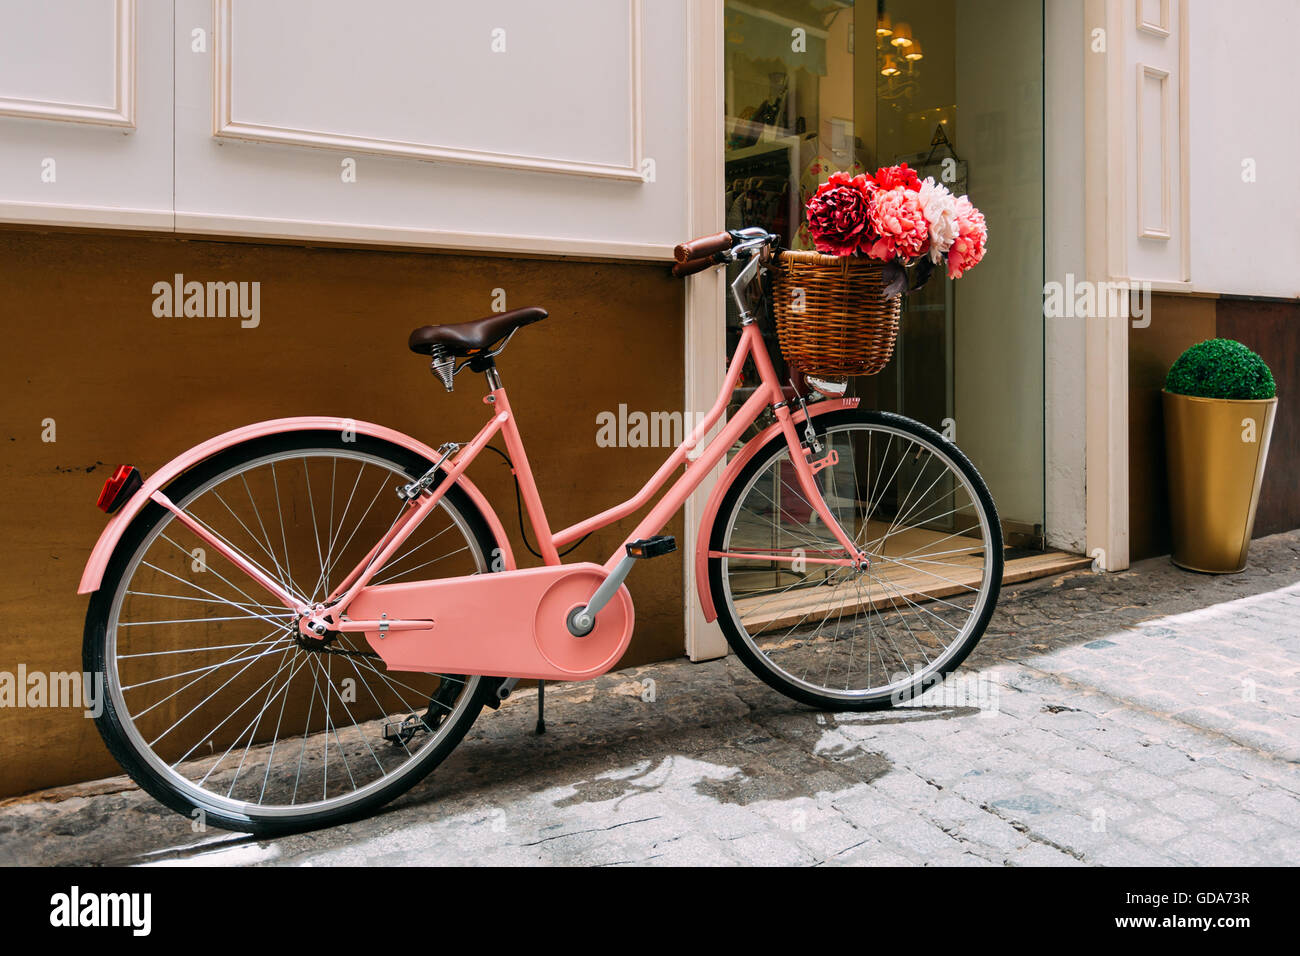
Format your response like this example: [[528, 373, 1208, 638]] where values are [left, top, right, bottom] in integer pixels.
[[1083, 0, 1130, 572], [682, 0, 729, 660]]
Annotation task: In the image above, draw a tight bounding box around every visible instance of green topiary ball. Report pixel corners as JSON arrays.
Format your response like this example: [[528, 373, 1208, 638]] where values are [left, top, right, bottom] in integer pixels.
[[1165, 338, 1276, 400]]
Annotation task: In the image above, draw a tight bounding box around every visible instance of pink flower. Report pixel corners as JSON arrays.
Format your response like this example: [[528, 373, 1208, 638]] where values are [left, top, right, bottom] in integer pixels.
[[946, 197, 988, 278], [865, 186, 930, 261], [806, 172, 876, 256], [916, 177, 959, 263]]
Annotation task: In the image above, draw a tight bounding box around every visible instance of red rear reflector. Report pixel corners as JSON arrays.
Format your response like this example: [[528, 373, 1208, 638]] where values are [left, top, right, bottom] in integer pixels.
[[97, 465, 142, 514]]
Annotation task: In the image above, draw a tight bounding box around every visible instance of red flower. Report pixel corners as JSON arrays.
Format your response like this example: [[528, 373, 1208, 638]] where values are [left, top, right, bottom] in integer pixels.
[[868, 162, 922, 192], [806, 172, 876, 256]]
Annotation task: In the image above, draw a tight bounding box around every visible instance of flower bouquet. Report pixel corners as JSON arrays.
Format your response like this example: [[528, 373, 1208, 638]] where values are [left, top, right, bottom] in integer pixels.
[[771, 163, 988, 377]]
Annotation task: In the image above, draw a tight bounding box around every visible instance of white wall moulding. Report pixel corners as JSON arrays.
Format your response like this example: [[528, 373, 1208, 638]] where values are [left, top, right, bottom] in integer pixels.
[[0, 199, 170, 231], [0, 0, 135, 127], [0, 203, 673, 260], [1136, 64, 1171, 240], [1137, 0, 1171, 37], [212, 0, 646, 181], [170, 210, 673, 261]]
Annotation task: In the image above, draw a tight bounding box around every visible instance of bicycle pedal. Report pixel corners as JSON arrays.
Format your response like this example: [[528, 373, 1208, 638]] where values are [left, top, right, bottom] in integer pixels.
[[382, 714, 428, 745], [626, 535, 677, 559]]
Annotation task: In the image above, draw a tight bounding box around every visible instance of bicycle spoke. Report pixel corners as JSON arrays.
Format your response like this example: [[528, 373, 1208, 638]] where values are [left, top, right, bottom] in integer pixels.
[[210, 486, 298, 598], [720, 419, 999, 703], [203, 647, 305, 791], [301, 457, 328, 603], [98, 443, 489, 824]]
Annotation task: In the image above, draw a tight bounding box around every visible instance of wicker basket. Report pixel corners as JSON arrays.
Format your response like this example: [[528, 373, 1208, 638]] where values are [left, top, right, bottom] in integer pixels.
[[770, 250, 902, 377]]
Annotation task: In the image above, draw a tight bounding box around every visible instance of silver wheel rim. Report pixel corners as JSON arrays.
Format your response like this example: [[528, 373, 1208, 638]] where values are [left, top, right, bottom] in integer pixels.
[[103, 446, 485, 822], [719, 421, 997, 703]]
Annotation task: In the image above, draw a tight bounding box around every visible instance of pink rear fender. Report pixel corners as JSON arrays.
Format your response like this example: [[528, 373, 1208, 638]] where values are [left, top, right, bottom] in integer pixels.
[[693, 398, 860, 622], [77, 417, 516, 594]]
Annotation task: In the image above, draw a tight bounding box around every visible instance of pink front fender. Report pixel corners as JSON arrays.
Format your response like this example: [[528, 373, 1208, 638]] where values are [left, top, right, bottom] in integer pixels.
[[77, 417, 516, 594], [693, 398, 859, 622]]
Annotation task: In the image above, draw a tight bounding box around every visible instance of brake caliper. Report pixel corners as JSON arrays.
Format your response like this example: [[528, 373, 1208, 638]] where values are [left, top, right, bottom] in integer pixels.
[[794, 392, 824, 456]]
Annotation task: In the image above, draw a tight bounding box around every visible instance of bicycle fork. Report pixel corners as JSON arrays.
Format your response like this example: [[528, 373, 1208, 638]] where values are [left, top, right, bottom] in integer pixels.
[[772, 397, 869, 568]]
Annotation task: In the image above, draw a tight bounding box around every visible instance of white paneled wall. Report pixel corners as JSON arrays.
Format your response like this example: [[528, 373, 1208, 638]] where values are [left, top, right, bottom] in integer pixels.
[[1083, 0, 1298, 296], [1126, 0, 1189, 285], [1187, 0, 1300, 298], [0, 0, 691, 258], [1085, 0, 1190, 289], [0, 0, 172, 227]]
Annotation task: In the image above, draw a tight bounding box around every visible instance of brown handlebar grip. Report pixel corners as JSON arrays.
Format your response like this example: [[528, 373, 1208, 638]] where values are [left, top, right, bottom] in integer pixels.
[[671, 255, 717, 277], [674, 231, 732, 263]]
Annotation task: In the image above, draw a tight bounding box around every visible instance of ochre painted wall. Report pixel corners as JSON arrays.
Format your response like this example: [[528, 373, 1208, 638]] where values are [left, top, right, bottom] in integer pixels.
[[1128, 294, 1217, 561], [0, 229, 685, 798]]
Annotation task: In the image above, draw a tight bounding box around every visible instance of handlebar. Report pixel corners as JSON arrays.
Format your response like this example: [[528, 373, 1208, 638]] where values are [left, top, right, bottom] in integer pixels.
[[670, 227, 779, 279], [671, 255, 719, 277], [674, 231, 732, 262]]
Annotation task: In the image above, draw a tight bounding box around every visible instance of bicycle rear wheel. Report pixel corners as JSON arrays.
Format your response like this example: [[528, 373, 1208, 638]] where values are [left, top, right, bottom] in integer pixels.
[[84, 430, 499, 834], [708, 409, 1003, 710]]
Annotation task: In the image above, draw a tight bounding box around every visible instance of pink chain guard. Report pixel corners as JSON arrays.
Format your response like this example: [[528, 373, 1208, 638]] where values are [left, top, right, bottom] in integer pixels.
[[350, 562, 635, 681]]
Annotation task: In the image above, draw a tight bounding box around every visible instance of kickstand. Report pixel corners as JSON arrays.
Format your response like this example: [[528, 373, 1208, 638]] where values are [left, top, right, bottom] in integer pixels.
[[535, 680, 546, 735]]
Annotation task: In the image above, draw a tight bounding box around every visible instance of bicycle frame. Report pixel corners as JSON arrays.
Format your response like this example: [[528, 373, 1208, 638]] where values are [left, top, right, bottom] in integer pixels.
[[322, 318, 859, 623], [144, 285, 866, 643]]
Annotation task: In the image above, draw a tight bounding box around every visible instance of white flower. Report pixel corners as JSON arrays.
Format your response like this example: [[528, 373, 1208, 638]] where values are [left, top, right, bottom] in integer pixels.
[[917, 177, 959, 264]]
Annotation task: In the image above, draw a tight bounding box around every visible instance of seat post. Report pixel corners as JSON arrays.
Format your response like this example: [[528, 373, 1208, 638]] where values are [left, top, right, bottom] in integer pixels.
[[469, 352, 503, 393]]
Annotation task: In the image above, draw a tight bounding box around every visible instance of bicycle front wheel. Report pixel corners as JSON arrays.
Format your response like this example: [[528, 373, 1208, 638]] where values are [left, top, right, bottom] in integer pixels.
[[708, 409, 1003, 710], [84, 430, 499, 834]]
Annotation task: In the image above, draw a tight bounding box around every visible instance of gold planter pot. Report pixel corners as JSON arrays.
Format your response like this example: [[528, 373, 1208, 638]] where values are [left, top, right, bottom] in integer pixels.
[[1162, 391, 1277, 573]]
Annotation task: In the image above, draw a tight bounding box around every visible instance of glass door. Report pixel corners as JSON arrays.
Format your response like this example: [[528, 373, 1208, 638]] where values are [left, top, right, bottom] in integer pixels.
[[863, 0, 1045, 548], [722, 0, 1045, 555]]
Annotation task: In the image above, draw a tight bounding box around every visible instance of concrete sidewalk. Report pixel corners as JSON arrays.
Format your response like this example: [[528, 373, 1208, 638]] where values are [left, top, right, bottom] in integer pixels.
[[2, 532, 1298, 866]]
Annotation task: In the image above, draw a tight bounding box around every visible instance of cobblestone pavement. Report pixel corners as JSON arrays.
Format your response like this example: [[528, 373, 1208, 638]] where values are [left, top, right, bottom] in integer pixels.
[[2, 531, 1298, 867]]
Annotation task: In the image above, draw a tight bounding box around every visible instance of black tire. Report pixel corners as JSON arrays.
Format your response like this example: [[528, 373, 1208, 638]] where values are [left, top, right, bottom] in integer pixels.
[[83, 430, 502, 835], [708, 409, 1003, 711]]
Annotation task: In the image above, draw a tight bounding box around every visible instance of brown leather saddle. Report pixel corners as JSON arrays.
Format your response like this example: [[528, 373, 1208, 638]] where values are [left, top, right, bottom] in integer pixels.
[[408, 307, 547, 357]]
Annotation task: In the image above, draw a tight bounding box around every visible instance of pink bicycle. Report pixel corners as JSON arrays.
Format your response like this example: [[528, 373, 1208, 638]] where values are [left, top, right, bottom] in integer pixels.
[[80, 227, 1002, 833]]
